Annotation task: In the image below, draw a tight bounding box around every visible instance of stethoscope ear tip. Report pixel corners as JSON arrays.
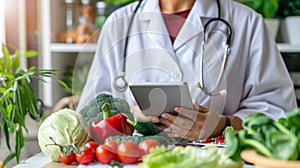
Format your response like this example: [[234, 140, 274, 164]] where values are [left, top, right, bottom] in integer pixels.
[[194, 82, 201, 88]]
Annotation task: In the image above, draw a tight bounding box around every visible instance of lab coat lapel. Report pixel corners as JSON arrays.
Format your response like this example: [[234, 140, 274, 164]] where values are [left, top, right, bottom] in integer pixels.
[[173, 0, 218, 50], [138, 0, 174, 54]]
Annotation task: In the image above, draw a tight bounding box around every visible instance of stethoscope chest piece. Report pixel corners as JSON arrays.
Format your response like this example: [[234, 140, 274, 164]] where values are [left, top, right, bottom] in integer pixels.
[[114, 75, 128, 92]]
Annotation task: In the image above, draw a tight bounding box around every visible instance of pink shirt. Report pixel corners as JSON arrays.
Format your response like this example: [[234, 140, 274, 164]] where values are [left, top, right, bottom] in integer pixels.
[[162, 9, 191, 43]]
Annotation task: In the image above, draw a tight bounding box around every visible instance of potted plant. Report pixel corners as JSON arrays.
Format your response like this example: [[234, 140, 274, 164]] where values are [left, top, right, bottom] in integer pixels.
[[277, 0, 300, 44], [235, 0, 280, 39], [0, 43, 58, 167]]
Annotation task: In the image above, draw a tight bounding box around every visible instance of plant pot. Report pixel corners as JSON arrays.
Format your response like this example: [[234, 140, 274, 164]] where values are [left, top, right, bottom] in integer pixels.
[[264, 18, 280, 39], [241, 150, 300, 168], [281, 16, 300, 45]]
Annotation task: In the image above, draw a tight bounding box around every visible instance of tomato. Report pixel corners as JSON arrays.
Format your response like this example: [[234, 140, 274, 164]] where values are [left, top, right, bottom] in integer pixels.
[[105, 139, 118, 154], [59, 151, 76, 165], [216, 136, 225, 144], [117, 141, 141, 164], [203, 138, 213, 143], [95, 144, 118, 164], [85, 141, 98, 152], [138, 139, 161, 156], [76, 148, 94, 165]]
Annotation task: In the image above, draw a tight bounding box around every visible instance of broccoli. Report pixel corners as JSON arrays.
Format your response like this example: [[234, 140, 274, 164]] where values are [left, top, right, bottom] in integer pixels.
[[127, 119, 163, 136], [79, 93, 134, 126]]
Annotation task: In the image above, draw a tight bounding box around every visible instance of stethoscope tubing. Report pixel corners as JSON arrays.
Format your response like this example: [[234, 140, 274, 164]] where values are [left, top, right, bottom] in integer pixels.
[[114, 0, 232, 96]]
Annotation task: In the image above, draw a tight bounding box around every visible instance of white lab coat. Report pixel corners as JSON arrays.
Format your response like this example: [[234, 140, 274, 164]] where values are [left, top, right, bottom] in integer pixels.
[[77, 0, 297, 120]]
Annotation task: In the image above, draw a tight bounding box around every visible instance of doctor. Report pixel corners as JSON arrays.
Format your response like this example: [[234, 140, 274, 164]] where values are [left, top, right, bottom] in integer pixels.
[[78, 0, 297, 141]]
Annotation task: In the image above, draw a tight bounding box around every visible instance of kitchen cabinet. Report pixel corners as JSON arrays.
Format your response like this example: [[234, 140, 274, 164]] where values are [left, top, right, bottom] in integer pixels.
[[38, 0, 96, 107], [38, 0, 300, 108]]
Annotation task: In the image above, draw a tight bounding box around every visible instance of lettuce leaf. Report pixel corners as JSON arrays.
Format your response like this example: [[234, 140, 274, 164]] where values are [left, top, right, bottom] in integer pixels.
[[139, 146, 242, 168]]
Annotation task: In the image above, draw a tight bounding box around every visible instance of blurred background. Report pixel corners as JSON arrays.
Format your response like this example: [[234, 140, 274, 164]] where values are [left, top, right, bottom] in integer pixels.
[[0, 0, 300, 167]]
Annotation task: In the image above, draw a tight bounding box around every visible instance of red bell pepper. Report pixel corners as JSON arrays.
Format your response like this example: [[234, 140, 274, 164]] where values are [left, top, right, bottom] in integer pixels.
[[90, 103, 133, 144]]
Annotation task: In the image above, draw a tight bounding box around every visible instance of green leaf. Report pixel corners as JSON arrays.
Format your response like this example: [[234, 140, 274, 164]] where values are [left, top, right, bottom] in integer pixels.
[[23, 79, 39, 121], [242, 139, 274, 158], [16, 87, 26, 120], [3, 122, 11, 151], [2, 43, 13, 72], [225, 127, 240, 160], [270, 132, 298, 160], [28, 66, 36, 71], [15, 128, 25, 163], [2, 153, 16, 167], [7, 103, 13, 118], [25, 50, 38, 58], [0, 106, 9, 122], [263, 0, 279, 18], [1, 72, 15, 79]]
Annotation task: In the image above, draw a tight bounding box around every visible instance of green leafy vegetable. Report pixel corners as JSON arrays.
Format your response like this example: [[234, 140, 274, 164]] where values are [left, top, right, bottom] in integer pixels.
[[139, 146, 242, 168], [38, 108, 90, 161], [225, 109, 300, 161], [127, 119, 163, 136]]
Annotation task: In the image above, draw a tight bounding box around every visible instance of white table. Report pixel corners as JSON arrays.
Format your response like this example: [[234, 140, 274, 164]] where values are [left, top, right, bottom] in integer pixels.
[[14, 152, 255, 168]]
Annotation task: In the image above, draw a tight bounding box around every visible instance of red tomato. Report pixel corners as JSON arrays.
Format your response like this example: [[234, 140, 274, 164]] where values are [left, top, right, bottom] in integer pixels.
[[216, 136, 225, 144], [203, 138, 213, 143], [105, 139, 118, 154], [59, 151, 76, 165], [76, 148, 94, 165], [85, 141, 98, 152], [117, 141, 141, 164], [138, 139, 161, 156], [95, 144, 118, 164]]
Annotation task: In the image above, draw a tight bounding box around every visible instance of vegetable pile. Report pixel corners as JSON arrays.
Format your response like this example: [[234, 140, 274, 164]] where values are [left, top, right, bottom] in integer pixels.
[[53, 139, 162, 165], [38, 93, 242, 167], [90, 102, 133, 144], [225, 108, 300, 161], [79, 93, 134, 126], [37, 108, 90, 161], [38, 93, 176, 166]]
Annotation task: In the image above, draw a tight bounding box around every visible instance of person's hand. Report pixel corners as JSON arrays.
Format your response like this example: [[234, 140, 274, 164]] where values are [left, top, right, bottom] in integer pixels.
[[158, 101, 225, 141], [130, 105, 158, 122]]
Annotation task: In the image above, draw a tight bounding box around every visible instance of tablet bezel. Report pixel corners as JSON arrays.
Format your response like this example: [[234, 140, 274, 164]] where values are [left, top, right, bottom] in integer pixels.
[[129, 82, 194, 116]]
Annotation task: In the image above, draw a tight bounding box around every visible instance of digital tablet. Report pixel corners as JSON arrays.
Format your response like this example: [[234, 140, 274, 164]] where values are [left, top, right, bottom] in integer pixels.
[[129, 82, 194, 116]]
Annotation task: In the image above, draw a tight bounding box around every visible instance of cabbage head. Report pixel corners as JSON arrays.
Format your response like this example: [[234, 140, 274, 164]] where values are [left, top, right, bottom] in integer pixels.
[[38, 108, 90, 161]]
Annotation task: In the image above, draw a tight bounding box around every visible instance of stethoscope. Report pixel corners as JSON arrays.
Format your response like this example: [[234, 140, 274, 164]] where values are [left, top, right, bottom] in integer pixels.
[[114, 0, 232, 96]]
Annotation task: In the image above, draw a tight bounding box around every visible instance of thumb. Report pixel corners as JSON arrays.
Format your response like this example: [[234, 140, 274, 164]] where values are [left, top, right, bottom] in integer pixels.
[[193, 101, 199, 111], [193, 101, 209, 113]]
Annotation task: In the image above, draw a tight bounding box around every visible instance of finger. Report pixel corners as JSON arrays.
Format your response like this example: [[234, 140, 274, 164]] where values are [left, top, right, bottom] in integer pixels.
[[165, 132, 179, 138], [161, 113, 195, 130], [151, 117, 160, 123], [160, 118, 201, 141], [198, 105, 209, 113], [156, 124, 168, 130], [174, 107, 199, 120], [131, 105, 156, 121], [159, 116, 193, 137], [193, 101, 199, 111]]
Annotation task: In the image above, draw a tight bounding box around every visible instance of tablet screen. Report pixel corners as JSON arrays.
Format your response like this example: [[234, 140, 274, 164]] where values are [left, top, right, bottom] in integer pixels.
[[129, 82, 194, 116]]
